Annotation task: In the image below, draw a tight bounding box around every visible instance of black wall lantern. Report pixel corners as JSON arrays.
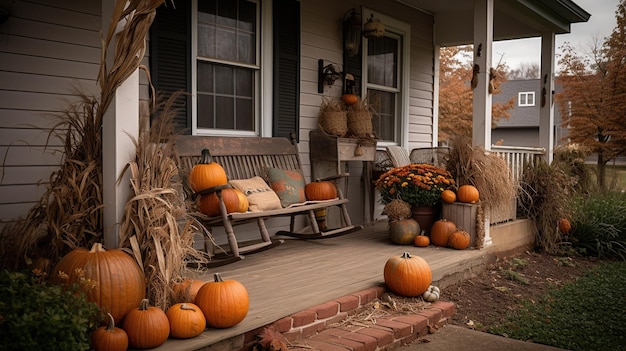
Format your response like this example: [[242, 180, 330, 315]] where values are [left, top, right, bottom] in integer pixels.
[[343, 9, 361, 57]]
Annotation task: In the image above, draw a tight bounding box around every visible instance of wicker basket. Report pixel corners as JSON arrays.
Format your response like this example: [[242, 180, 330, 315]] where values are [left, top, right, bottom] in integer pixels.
[[347, 111, 373, 137], [319, 111, 348, 137]]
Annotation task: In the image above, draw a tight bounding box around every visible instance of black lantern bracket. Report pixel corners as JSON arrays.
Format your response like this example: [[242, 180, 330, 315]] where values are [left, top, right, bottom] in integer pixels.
[[318, 59, 343, 93]]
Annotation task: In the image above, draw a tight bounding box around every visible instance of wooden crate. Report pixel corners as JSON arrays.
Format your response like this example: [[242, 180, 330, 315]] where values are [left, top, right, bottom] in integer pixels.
[[442, 202, 478, 247]]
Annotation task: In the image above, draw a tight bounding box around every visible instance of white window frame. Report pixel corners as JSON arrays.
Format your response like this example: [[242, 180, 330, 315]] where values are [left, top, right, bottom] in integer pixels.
[[518, 91, 535, 107], [191, 0, 273, 136], [361, 8, 410, 147]]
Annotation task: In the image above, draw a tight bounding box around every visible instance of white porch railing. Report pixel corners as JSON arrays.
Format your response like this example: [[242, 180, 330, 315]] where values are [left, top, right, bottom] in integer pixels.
[[491, 145, 546, 183]]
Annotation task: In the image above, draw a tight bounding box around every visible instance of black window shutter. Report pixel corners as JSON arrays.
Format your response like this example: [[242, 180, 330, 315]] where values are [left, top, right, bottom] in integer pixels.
[[150, 1, 191, 134], [273, 0, 301, 141]]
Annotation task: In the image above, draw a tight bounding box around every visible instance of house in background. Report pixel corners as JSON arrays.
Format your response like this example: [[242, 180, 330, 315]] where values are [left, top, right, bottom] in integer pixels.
[[492, 79, 569, 148], [0, 0, 590, 248]]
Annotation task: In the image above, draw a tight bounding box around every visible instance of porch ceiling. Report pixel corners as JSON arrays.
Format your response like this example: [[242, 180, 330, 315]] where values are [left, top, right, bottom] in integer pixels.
[[395, 0, 591, 46]]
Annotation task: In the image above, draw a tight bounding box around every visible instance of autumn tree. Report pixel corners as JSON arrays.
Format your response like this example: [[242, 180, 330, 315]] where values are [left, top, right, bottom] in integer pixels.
[[438, 46, 514, 143], [556, 0, 626, 189], [507, 62, 540, 80]]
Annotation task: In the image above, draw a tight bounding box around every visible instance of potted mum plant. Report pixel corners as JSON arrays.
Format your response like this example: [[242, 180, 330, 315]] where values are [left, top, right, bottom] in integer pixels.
[[374, 163, 455, 233]]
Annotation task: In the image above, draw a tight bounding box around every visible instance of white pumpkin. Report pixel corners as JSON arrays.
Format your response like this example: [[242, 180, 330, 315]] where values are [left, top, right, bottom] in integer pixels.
[[422, 285, 440, 302]]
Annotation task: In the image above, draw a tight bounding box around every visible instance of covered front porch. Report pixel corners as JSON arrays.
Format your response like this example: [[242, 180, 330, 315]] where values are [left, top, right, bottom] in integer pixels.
[[153, 218, 533, 351]]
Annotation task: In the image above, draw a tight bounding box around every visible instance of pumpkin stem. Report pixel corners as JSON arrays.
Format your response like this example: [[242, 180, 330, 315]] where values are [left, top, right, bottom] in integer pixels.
[[213, 272, 224, 282], [180, 303, 196, 311], [90, 243, 105, 252], [139, 298, 150, 311], [105, 312, 116, 331], [200, 149, 214, 164], [401, 252, 412, 259]]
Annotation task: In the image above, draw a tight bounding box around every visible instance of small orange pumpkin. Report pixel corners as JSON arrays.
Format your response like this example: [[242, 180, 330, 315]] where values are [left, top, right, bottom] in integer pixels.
[[342, 93, 358, 105], [195, 273, 249, 329], [457, 185, 479, 203], [123, 299, 170, 349], [448, 230, 471, 250], [383, 252, 432, 297], [198, 188, 242, 216], [441, 189, 457, 204], [388, 219, 420, 245], [414, 233, 430, 247], [166, 303, 206, 339], [305, 179, 338, 201], [558, 218, 572, 234], [90, 313, 129, 351], [430, 219, 457, 247], [189, 149, 228, 192]]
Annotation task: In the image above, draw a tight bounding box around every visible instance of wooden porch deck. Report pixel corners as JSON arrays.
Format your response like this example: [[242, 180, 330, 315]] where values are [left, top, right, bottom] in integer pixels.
[[152, 219, 495, 351]]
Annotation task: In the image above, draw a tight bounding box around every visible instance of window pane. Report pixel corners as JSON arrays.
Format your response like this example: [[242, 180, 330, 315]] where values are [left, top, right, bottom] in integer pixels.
[[367, 36, 398, 88], [368, 89, 395, 141], [216, 27, 237, 60], [216, 96, 235, 129], [216, 1, 237, 28], [236, 98, 254, 131], [198, 24, 216, 57], [238, 32, 255, 64], [215, 65, 234, 94], [235, 68, 252, 96], [197, 94, 215, 128], [528, 93, 534, 105], [197, 62, 214, 92]]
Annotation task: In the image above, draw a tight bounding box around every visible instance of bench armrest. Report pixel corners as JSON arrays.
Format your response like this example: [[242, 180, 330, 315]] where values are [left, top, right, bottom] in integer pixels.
[[318, 173, 350, 182], [191, 184, 231, 200]]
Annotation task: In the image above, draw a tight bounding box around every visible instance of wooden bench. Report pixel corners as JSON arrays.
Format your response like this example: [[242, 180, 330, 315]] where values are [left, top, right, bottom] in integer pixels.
[[175, 134, 362, 265]]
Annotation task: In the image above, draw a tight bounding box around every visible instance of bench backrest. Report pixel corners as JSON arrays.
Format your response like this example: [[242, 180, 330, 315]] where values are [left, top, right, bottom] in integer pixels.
[[175, 135, 302, 181]]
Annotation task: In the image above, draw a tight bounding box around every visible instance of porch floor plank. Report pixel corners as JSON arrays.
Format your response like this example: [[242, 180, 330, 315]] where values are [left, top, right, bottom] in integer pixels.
[[152, 220, 488, 351]]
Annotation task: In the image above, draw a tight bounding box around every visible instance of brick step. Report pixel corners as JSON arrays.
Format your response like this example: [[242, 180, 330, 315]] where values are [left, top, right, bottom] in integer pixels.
[[243, 285, 456, 351]]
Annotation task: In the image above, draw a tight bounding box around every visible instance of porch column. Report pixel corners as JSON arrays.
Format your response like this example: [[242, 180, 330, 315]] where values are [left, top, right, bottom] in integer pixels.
[[102, 1, 140, 248], [472, 0, 494, 246], [539, 31, 556, 164], [472, 0, 493, 149]]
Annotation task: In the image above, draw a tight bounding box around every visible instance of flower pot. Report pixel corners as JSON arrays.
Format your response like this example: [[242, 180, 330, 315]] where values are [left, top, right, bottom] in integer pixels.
[[411, 205, 440, 235]]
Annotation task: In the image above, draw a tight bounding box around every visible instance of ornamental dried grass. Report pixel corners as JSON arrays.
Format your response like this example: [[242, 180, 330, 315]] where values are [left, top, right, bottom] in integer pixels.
[[119, 97, 211, 311], [518, 160, 576, 254], [446, 135, 517, 212]]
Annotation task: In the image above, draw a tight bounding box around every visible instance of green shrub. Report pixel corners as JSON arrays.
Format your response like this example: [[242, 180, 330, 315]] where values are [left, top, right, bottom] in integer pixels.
[[569, 191, 626, 260], [0, 269, 101, 351]]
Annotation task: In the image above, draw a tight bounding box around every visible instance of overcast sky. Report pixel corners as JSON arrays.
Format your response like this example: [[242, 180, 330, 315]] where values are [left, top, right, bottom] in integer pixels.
[[493, 0, 619, 70]]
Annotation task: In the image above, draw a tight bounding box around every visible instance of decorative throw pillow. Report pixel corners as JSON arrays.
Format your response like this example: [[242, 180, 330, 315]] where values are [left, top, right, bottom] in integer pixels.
[[266, 168, 306, 207], [229, 176, 282, 212]]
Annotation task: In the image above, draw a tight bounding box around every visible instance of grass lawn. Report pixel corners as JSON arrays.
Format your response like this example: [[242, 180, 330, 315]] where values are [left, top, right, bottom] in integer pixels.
[[489, 260, 626, 351]]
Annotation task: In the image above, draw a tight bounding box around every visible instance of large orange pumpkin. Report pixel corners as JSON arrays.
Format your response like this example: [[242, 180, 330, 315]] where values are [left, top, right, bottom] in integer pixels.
[[198, 188, 241, 216], [90, 313, 129, 351], [166, 303, 206, 339], [189, 149, 228, 192], [195, 273, 249, 328], [388, 219, 420, 245], [457, 185, 480, 203], [123, 299, 170, 349], [430, 219, 457, 247], [383, 252, 432, 297], [51, 243, 146, 324], [305, 179, 338, 201]]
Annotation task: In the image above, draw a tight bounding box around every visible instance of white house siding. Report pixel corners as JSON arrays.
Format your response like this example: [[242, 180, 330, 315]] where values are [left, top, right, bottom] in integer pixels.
[[0, 0, 152, 226], [300, 1, 435, 223]]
